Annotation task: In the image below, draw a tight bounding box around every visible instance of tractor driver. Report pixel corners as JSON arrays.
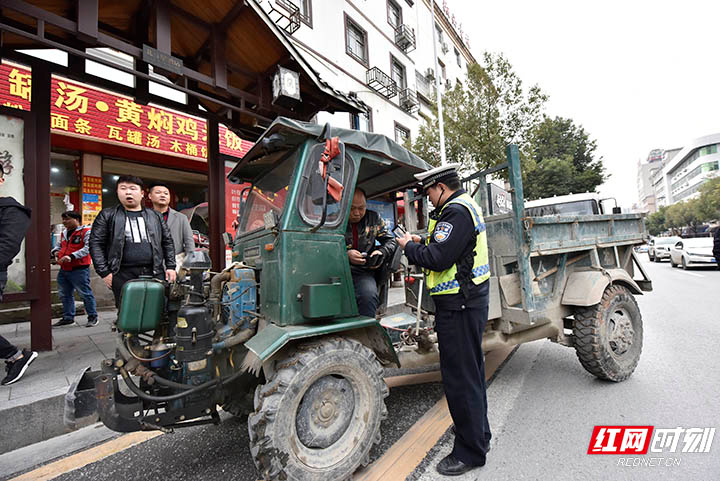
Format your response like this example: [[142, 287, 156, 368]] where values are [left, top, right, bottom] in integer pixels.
[[345, 188, 397, 317]]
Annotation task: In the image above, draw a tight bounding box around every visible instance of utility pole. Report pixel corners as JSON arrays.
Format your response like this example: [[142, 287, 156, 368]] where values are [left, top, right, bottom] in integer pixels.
[[430, 0, 447, 165]]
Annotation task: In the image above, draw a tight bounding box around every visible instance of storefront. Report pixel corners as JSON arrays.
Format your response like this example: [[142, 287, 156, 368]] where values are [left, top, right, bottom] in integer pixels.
[[0, 0, 364, 350], [1, 61, 252, 236]]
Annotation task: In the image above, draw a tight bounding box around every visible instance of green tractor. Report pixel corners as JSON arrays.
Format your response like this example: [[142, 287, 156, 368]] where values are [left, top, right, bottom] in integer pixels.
[[66, 117, 651, 480], [67, 118, 431, 481]]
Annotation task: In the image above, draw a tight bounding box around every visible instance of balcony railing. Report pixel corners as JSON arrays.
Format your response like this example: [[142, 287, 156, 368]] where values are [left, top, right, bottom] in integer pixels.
[[366, 67, 398, 99], [399, 88, 419, 114], [394, 24, 416, 53], [415, 70, 435, 102], [268, 0, 301, 35]]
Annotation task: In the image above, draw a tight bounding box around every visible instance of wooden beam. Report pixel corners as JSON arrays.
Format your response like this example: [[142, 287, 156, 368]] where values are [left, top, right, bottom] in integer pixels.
[[76, 0, 98, 42], [30, 62, 52, 352], [207, 118, 226, 271], [154, 0, 171, 54], [211, 28, 227, 90]]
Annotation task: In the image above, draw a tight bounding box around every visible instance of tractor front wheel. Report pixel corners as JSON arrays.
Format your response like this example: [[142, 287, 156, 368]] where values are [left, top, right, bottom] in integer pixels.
[[248, 337, 388, 481]]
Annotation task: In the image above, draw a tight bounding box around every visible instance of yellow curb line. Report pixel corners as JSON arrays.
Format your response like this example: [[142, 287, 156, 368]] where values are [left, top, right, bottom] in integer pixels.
[[10, 431, 163, 481], [354, 346, 514, 481]]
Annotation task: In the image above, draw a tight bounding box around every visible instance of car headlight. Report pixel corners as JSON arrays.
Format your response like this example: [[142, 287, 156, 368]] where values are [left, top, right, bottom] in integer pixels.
[[686, 251, 701, 256]]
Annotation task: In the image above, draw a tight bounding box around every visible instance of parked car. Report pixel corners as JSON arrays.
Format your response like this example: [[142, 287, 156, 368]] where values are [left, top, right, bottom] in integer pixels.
[[634, 244, 649, 253], [180, 202, 210, 249], [648, 236, 681, 262], [669, 237, 717, 269]]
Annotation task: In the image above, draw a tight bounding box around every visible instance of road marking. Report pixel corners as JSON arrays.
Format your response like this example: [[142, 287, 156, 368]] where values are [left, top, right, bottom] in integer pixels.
[[354, 346, 515, 481], [9, 431, 162, 481], [678, 270, 704, 278], [384, 370, 443, 388]]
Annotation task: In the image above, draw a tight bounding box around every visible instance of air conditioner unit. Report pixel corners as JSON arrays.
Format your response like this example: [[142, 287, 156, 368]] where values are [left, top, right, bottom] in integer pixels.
[[424, 68, 434, 80], [441, 42, 449, 54]]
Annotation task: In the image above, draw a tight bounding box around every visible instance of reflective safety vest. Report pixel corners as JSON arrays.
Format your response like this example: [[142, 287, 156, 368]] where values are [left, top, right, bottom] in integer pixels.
[[426, 193, 490, 295]]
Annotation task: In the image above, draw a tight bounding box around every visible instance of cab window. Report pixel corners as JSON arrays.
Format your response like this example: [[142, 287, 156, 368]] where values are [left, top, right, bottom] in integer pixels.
[[298, 143, 353, 228]]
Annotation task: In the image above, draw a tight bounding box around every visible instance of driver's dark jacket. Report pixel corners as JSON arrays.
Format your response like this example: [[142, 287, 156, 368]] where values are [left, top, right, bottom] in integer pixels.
[[89, 205, 175, 278], [344, 209, 396, 276]]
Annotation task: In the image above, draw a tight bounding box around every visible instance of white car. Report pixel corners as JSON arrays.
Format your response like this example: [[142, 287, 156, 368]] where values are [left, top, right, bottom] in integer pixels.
[[648, 236, 680, 262], [669, 237, 717, 269]]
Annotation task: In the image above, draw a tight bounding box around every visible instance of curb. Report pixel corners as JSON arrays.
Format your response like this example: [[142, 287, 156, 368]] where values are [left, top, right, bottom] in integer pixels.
[[0, 391, 97, 454]]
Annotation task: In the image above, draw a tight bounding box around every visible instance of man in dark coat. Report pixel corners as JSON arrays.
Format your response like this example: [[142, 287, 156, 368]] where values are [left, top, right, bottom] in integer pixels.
[[344, 188, 397, 317], [713, 226, 720, 269], [89, 175, 176, 308], [0, 167, 37, 385]]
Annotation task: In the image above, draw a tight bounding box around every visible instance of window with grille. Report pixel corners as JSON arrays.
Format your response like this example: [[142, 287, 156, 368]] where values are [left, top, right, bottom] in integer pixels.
[[345, 15, 368, 65], [387, 0, 402, 28], [391, 57, 406, 89], [395, 122, 410, 144]]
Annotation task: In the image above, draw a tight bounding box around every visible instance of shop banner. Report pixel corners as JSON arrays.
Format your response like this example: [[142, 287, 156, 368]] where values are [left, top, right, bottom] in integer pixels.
[[81, 175, 103, 225], [0, 62, 253, 161]]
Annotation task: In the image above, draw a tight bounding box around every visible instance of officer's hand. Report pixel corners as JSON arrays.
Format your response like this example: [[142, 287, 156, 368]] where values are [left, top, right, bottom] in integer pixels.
[[166, 270, 177, 283], [103, 274, 113, 289], [59, 255, 72, 264], [347, 249, 367, 265], [397, 232, 414, 249], [411, 234, 421, 243]]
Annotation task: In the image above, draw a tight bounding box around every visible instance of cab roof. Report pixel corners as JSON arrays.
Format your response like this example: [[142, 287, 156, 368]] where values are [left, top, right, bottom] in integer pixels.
[[227, 117, 432, 198]]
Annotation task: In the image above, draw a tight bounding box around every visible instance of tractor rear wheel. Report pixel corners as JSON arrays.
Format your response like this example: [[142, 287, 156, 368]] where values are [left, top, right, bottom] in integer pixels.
[[573, 285, 643, 382], [248, 337, 388, 481]]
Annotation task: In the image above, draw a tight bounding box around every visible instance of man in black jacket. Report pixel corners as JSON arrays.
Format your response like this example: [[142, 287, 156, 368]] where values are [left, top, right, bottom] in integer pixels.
[[713, 226, 720, 270], [89, 175, 176, 308], [0, 167, 37, 385], [344, 188, 397, 317]]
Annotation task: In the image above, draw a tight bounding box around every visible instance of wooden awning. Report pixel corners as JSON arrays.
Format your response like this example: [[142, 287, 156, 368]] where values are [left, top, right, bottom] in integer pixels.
[[0, 0, 365, 138]]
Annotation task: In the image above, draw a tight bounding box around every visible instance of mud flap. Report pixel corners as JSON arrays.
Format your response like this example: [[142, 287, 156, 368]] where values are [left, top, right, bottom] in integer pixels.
[[64, 367, 101, 430]]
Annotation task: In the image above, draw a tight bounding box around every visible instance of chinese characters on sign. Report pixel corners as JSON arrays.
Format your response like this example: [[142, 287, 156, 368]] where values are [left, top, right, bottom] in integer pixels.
[[81, 175, 103, 225], [0, 62, 252, 162]]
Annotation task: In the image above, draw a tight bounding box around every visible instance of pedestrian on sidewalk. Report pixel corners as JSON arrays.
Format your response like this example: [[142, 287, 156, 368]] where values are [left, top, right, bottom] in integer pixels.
[[0, 166, 37, 385], [147, 182, 195, 271], [51, 211, 98, 327], [89, 175, 176, 309]]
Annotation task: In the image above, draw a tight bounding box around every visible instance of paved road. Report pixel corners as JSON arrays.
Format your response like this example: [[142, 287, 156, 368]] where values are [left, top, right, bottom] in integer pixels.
[[413, 258, 720, 481], [9, 259, 719, 481], [8, 374, 446, 481]]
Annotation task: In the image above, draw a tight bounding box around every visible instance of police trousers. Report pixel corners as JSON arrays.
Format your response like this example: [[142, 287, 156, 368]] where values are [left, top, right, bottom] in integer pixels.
[[434, 287, 491, 466]]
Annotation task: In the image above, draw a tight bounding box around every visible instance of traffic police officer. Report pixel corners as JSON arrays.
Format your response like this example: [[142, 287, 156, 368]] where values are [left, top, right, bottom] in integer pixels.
[[397, 163, 491, 476]]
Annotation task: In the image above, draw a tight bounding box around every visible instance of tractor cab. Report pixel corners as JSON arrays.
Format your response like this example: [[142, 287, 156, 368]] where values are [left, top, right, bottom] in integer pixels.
[[227, 118, 431, 327]]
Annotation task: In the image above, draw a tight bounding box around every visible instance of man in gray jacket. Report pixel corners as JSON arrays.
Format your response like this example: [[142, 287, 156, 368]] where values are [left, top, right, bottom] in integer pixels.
[[148, 183, 195, 269]]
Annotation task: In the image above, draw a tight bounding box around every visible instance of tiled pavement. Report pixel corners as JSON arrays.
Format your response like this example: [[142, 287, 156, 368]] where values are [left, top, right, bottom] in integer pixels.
[[0, 310, 117, 410]]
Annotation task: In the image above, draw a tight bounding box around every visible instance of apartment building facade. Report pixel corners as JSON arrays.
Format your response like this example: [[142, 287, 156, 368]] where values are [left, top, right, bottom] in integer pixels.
[[262, 0, 475, 144]]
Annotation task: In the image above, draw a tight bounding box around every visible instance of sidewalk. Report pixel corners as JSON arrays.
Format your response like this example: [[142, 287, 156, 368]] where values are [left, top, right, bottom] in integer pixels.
[[0, 309, 117, 454]]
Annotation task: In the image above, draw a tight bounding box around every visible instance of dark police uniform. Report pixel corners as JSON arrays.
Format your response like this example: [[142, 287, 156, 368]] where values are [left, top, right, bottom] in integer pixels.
[[404, 169, 491, 470]]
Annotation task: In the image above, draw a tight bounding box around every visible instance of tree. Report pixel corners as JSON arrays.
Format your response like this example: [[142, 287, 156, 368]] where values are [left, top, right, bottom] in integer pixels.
[[412, 52, 547, 172], [645, 206, 667, 236], [697, 176, 720, 221], [523, 116, 607, 200]]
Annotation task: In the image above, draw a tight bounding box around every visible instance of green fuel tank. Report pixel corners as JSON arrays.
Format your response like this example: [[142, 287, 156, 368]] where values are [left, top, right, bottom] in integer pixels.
[[117, 278, 165, 333]]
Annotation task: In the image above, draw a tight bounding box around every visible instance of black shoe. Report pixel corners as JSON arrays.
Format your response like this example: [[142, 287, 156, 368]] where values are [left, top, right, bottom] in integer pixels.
[[52, 318, 74, 327], [436, 454, 483, 476], [2, 349, 38, 385], [85, 316, 99, 327]]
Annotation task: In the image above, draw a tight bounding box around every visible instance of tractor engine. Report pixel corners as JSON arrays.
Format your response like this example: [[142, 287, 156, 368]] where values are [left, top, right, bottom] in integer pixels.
[[97, 250, 258, 432]]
